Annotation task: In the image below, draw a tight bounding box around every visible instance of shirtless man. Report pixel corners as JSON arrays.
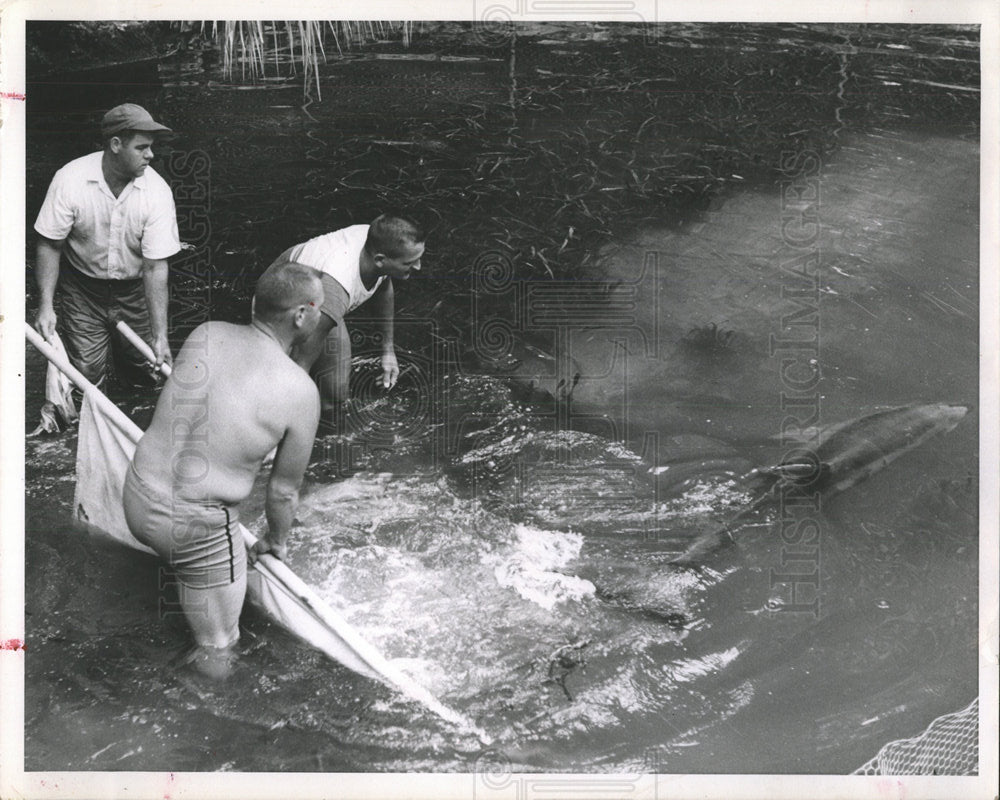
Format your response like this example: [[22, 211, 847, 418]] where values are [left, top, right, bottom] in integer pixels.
[[270, 214, 424, 429], [123, 260, 323, 672]]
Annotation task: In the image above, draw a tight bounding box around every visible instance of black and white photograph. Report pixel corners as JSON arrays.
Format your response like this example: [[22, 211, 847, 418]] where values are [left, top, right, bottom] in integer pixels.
[[1, 1, 997, 798]]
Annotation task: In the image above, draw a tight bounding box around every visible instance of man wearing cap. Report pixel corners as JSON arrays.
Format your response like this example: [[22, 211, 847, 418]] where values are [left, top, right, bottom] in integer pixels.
[[33, 103, 181, 389]]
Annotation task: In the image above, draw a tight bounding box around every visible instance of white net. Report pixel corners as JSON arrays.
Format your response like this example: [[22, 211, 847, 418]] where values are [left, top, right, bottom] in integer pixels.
[[852, 698, 979, 776]]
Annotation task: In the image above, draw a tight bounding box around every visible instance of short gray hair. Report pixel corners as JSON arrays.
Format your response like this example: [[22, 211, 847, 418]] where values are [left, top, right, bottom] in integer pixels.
[[365, 214, 425, 259], [253, 261, 321, 323]]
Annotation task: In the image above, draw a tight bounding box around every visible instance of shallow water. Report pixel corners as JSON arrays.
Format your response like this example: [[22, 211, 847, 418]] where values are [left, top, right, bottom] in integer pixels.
[[23, 22, 979, 774]]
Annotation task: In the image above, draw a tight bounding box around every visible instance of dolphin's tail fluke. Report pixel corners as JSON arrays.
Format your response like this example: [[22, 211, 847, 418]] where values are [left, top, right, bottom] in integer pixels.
[[668, 524, 737, 568], [669, 488, 776, 567]]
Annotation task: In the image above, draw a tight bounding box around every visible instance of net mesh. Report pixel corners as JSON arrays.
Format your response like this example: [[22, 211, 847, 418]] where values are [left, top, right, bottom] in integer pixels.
[[852, 698, 979, 776]]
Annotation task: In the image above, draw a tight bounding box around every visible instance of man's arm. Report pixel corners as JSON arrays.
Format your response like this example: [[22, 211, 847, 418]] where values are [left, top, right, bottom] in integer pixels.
[[253, 379, 321, 561], [142, 257, 172, 367], [372, 277, 398, 389], [34, 237, 64, 342]]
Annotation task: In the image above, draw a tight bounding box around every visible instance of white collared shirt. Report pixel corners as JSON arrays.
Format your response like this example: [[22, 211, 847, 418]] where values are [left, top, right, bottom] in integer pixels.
[[34, 151, 181, 280]]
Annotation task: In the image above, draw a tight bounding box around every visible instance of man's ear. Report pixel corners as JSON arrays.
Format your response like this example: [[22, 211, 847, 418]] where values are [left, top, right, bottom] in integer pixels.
[[109, 136, 122, 154]]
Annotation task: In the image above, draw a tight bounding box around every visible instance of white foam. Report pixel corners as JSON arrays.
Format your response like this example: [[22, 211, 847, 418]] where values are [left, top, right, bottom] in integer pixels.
[[657, 478, 751, 519], [492, 524, 596, 610], [386, 656, 438, 685], [669, 647, 742, 684]]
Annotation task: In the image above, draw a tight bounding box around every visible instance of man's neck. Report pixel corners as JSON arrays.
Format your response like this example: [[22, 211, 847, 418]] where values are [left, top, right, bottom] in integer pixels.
[[250, 319, 294, 355], [101, 152, 131, 197], [358, 249, 380, 290]]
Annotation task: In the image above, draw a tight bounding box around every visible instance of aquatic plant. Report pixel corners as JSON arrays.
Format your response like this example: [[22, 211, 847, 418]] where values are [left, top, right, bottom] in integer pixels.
[[681, 323, 737, 354], [197, 20, 414, 99], [146, 22, 979, 365], [543, 639, 590, 701]]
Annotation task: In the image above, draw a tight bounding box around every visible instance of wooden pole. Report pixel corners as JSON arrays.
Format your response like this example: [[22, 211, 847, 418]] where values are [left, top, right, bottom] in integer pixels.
[[24, 323, 140, 437], [115, 320, 173, 377]]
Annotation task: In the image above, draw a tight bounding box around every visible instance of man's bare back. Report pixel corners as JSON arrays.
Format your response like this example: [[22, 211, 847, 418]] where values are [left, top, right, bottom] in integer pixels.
[[123, 262, 322, 665], [132, 320, 318, 506]]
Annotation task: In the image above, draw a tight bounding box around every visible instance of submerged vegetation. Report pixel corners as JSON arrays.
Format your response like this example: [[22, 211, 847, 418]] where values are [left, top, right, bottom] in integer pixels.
[[26, 22, 980, 350], [142, 23, 977, 340], [682, 324, 737, 355], [254, 23, 979, 294]]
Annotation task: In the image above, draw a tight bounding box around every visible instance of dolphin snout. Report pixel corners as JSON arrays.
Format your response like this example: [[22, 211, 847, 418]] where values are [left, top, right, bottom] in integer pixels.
[[928, 403, 969, 431]]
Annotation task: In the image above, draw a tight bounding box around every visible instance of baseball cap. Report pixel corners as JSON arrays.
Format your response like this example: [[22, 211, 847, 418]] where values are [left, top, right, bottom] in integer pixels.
[[101, 103, 172, 138]]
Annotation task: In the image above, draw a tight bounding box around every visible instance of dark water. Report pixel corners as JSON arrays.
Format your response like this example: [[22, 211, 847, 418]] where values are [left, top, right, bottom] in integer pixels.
[[23, 22, 979, 773]]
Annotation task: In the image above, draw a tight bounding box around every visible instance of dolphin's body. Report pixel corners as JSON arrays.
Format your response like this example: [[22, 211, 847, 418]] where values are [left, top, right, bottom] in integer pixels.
[[670, 403, 969, 566]]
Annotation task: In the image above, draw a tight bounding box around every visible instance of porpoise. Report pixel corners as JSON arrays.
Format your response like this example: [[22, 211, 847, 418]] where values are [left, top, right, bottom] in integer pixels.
[[670, 403, 969, 566]]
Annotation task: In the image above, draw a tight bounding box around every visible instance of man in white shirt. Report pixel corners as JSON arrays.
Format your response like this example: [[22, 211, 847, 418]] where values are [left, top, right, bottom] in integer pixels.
[[269, 214, 425, 429], [33, 103, 181, 391]]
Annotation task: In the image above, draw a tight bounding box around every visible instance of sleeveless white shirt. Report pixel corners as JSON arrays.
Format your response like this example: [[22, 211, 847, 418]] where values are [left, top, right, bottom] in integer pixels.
[[284, 224, 384, 312]]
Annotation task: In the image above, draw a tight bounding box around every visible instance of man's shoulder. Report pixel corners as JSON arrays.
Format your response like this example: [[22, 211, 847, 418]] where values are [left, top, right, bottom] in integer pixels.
[[280, 360, 319, 395], [140, 165, 175, 198], [193, 319, 234, 335], [51, 152, 102, 182], [293, 225, 368, 270], [312, 224, 369, 249], [323, 223, 369, 237], [186, 320, 243, 347], [194, 323, 312, 391], [269, 359, 319, 419], [342, 223, 370, 238]]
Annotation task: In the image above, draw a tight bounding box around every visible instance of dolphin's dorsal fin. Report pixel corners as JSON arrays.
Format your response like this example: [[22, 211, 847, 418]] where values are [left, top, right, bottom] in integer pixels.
[[770, 461, 832, 485], [774, 462, 816, 478], [769, 417, 856, 446]]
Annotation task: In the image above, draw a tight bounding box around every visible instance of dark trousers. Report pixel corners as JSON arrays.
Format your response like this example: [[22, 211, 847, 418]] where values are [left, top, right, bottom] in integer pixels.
[[58, 264, 158, 392]]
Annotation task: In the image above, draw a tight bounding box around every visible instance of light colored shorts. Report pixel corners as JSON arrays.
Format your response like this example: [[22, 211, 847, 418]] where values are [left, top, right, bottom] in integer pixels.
[[122, 462, 246, 590]]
